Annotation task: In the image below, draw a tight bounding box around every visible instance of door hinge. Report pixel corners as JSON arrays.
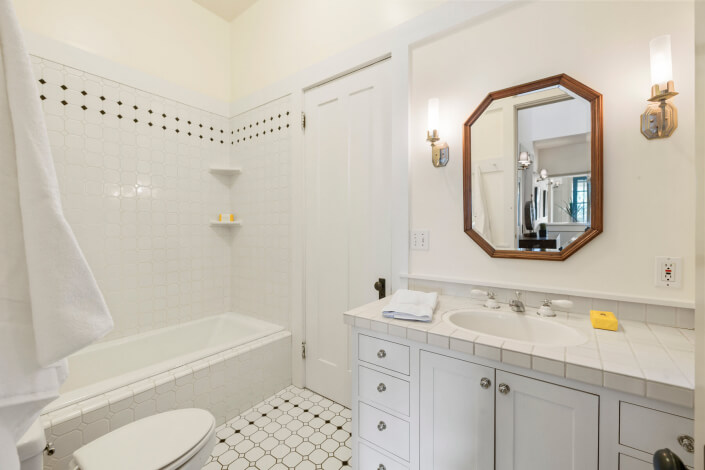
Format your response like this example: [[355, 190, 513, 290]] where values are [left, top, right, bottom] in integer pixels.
[[301, 112, 306, 131], [301, 341, 306, 359]]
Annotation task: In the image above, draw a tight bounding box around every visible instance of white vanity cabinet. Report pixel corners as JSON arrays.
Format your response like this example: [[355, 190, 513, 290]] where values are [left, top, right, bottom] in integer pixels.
[[351, 327, 694, 470], [494, 370, 599, 470], [419, 351, 495, 469]]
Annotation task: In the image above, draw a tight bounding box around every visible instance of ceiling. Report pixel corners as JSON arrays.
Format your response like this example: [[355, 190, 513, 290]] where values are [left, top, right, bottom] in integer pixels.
[[192, 0, 259, 21]]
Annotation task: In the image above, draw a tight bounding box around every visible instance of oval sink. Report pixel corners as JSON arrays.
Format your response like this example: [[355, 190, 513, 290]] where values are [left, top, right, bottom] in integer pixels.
[[444, 309, 587, 347]]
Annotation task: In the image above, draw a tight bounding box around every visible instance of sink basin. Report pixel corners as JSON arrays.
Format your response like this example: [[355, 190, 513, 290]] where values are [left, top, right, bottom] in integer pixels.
[[444, 309, 587, 347]]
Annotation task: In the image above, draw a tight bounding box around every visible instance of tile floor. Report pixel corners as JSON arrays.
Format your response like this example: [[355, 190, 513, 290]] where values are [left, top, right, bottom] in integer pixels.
[[203, 386, 352, 470]]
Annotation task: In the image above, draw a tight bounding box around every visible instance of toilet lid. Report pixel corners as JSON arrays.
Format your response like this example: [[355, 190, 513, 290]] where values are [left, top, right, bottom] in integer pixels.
[[72, 409, 215, 470]]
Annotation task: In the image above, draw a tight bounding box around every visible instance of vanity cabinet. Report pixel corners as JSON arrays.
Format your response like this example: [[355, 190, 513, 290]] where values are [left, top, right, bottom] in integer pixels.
[[418, 352, 598, 470], [495, 370, 599, 470], [419, 352, 494, 469], [351, 328, 694, 470]]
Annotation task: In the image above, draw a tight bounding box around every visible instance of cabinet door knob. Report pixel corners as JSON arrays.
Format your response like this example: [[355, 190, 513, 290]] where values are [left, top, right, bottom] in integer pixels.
[[377, 349, 386, 359], [377, 383, 386, 392], [480, 377, 491, 389], [498, 383, 510, 395], [678, 434, 695, 453], [377, 465, 386, 470], [377, 421, 387, 431]]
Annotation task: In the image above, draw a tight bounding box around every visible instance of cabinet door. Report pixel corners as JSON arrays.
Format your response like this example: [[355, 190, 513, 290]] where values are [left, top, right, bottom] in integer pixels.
[[419, 351, 495, 470], [495, 370, 599, 470]]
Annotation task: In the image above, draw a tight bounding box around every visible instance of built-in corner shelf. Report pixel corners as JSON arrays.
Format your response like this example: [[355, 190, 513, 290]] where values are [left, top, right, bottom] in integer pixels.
[[209, 220, 242, 227], [209, 167, 242, 175]]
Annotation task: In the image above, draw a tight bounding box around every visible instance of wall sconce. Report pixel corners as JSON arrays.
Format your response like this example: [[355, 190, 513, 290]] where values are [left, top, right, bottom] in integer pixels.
[[518, 151, 532, 170], [427, 98, 449, 167], [641, 35, 678, 139], [536, 169, 549, 182]]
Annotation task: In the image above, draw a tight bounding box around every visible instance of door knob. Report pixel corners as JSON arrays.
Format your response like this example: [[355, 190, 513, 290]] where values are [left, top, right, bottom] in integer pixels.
[[498, 383, 510, 394], [480, 377, 491, 389], [377, 421, 387, 431], [377, 349, 386, 359], [374, 278, 386, 299], [377, 383, 386, 392], [378, 465, 386, 470]]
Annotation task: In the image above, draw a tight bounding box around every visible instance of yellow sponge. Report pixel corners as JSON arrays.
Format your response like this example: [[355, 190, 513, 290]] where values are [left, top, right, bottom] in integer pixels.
[[590, 310, 618, 331]]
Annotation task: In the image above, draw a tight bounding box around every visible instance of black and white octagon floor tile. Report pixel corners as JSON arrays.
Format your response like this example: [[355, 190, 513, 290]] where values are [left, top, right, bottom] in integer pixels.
[[203, 386, 352, 470]]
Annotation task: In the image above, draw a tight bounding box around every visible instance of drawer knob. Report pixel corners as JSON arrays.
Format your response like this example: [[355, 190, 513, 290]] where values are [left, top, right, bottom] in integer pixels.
[[678, 434, 695, 453], [377, 420, 387, 431], [378, 465, 386, 470], [377, 349, 386, 359], [498, 383, 510, 395], [377, 383, 386, 393], [480, 377, 491, 389]]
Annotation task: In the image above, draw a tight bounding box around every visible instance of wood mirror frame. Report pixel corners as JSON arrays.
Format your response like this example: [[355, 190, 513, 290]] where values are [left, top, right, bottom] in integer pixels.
[[463, 74, 603, 261]]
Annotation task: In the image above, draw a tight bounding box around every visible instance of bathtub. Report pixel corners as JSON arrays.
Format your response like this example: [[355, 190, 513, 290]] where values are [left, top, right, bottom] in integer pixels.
[[41, 313, 292, 470]]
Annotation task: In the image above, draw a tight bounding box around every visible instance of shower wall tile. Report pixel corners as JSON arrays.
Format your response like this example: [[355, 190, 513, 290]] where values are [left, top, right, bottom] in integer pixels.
[[229, 98, 293, 328], [31, 56, 232, 340]]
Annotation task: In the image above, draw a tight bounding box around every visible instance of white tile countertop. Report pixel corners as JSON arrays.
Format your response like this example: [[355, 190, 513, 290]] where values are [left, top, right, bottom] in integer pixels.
[[343, 295, 695, 408]]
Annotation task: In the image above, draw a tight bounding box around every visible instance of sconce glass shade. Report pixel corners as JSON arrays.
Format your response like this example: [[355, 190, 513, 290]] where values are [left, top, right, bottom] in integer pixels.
[[649, 35, 673, 89], [427, 98, 440, 132]]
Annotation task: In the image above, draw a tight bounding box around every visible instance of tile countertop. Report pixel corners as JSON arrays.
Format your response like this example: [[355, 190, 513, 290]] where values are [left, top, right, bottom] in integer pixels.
[[343, 295, 695, 408]]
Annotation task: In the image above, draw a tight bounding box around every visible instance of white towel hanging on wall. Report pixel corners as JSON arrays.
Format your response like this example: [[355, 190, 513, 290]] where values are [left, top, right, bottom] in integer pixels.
[[0, 0, 113, 468]]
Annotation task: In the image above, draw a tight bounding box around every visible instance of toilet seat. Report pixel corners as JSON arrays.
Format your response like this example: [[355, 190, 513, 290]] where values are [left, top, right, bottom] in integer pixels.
[[71, 409, 215, 470]]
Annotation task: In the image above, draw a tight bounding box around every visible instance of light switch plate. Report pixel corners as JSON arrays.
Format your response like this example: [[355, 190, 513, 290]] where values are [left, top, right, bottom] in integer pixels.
[[411, 230, 429, 250], [655, 256, 682, 288]]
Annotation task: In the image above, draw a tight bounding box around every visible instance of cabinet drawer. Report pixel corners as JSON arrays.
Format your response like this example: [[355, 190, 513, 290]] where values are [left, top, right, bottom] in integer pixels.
[[620, 402, 694, 467], [358, 334, 410, 375], [619, 454, 651, 470], [359, 402, 410, 461], [359, 365, 410, 416], [359, 441, 408, 470]]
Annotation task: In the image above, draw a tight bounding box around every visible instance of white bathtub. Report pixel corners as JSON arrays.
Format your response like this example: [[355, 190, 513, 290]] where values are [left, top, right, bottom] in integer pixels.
[[41, 313, 292, 470]]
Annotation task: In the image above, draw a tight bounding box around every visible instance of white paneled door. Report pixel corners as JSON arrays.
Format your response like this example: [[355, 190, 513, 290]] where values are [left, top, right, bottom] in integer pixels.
[[304, 59, 392, 406]]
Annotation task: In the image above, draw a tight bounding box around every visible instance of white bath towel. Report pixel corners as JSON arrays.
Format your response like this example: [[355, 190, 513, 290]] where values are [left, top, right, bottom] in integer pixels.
[[0, 1, 113, 468], [382, 289, 438, 322]]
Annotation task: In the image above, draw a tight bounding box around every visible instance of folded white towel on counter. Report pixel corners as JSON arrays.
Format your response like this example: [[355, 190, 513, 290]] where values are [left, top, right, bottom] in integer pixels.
[[0, 1, 113, 467], [382, 289, 438, 322]]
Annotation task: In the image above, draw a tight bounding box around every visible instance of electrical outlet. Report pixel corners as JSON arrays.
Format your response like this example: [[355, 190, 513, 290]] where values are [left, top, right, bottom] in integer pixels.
[[411, 230, 429, 250], [655, 256, 682, 288]]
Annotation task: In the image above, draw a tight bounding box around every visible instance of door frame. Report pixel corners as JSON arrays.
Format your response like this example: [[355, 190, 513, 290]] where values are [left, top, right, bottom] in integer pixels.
[[224, 3, 513, 389]]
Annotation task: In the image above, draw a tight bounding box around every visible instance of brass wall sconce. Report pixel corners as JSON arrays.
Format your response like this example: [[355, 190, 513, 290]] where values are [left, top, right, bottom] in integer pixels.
[[641, 35, 678, 139], [427, 98, 449, 167], [518, 151, 531, 170]]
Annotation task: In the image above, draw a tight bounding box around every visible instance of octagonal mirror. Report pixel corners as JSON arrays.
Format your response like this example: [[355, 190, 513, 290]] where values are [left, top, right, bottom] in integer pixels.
[[463, 74, 603, 260]]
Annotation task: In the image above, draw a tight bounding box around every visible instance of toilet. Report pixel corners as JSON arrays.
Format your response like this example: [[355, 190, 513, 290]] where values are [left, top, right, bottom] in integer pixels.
[[17, 419, 46, 470], [68, 409, 216, 470]]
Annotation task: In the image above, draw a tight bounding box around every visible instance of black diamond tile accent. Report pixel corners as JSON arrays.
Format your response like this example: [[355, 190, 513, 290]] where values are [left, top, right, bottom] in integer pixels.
[[38, 78, 46, 84], [175, 117, 179, 121], [117, 101, 122, 105], [286, 111, 290, 115], [199, 124, 203, 128], [133, 105, 138, 110], [99, 96, 105, 101], [60, 100, 68, 106], [81, 105, 87, 110], [81, 90, 87, 96], [133, 118, 138, 123], [188, 132, 192, 136], [117, 114, 123, 119], [162, 125, 166, 130], [40, 95, 46, 100], [148, 109, 153, 114], [176, 129, 180, 133], [149, 122, 153, 126], [60, 84, 67, 90], [162, 113, 166, 118], [199, 135, 203, 139], [100, 110, 106, 115]]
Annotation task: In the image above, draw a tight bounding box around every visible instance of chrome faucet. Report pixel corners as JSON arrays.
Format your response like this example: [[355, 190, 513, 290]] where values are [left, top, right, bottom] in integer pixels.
[[509, 291, 525, 312]]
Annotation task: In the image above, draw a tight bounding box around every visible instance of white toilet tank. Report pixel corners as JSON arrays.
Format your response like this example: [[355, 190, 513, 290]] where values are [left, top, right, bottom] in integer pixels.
[[17, 419, 46, 470]]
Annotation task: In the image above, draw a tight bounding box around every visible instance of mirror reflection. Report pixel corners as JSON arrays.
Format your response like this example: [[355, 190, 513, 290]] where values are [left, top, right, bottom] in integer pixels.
[[470, 85, 591, 252]]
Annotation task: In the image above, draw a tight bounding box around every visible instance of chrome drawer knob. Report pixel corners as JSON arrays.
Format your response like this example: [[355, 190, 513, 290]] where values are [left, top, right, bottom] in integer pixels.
[[378, 465, 386, 470], [377, 421, 386, 431], [480, 377, 491, 389], [377, 383, 386, 393], [377, 349, 386, 359], [678, 434, 694, 453], [498, 383, 510, 395]]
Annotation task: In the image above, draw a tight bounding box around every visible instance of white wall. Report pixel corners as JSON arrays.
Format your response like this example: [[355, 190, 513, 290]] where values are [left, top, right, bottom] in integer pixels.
[[14, 0, 231, 102], [693, 0, 704, 466], [228, 0, 444, 101], [409, 1, 695, 305]]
